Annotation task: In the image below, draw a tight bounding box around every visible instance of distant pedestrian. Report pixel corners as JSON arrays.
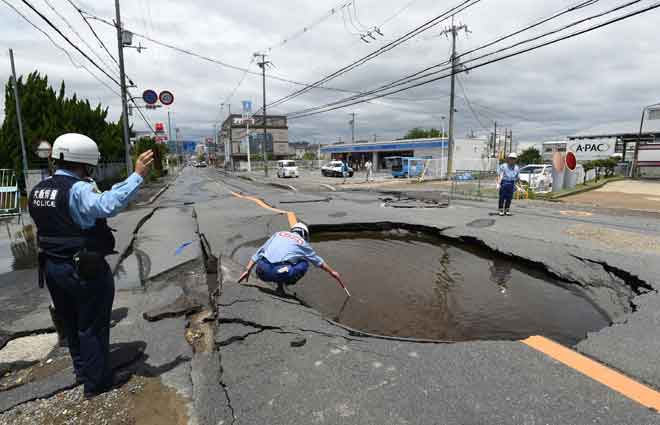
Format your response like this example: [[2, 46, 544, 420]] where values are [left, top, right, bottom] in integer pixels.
[[496, 152, 520, 216], [365, 160, 373, 182], [342, 158, 350, 184], [238, 223, 349, 296]]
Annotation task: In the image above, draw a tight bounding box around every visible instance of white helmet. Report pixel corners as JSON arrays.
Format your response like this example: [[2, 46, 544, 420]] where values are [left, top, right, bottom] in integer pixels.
[[290, 222, 310, 241], [51, 133, 100, 166], [507, 152, 518, 160]]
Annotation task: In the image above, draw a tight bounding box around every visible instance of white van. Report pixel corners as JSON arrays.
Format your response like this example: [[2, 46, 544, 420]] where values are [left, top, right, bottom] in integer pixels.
[[277, 160, 299, 178]]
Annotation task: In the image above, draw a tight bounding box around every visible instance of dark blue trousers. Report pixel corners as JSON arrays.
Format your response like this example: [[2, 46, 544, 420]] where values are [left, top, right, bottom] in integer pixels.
[[45, 257, 115, 395], [256, 259, 309, 285], [498, 181, 516, 210]]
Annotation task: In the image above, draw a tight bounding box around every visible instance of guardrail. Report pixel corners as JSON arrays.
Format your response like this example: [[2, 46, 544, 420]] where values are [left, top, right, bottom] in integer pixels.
[[0, 169, 21, 219]]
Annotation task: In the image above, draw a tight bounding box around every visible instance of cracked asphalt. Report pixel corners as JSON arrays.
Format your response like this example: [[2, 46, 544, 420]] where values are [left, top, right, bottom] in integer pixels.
[[2, 166, 660, 424]]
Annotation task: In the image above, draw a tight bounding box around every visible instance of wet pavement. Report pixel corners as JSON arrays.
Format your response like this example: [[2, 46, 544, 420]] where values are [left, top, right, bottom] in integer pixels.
[[235, 230, 609, 345]]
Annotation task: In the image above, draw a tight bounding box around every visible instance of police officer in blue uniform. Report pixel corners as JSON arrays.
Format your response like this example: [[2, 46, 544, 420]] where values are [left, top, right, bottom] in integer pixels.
[[496, 152, 520, 216], [29, 133, 154, 398], [238, 223, 348, 296]]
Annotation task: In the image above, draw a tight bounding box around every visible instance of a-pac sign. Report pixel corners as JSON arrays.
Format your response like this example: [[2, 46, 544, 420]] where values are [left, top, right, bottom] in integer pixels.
[[568, 139, 615, 160]]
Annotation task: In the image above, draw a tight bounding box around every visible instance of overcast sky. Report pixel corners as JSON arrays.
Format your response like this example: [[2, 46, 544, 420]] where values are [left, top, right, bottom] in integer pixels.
[[1, 0, 659, 144]]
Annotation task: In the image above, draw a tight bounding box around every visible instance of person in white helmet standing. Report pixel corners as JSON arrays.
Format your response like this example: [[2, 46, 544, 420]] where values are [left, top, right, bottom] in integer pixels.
[[496, 152, 520, 216], [238, 222, 348, 296], [28, 133, 154, 398]]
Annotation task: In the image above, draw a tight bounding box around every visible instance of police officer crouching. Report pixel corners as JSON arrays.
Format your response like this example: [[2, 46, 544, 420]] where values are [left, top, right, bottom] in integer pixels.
[[29, 133, 154, 398]]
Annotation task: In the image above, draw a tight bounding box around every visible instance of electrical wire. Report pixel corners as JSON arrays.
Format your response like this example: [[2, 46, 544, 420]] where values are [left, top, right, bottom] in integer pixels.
[[266, 0, 485, 110], [17, 0, 120, 86], [379, 0, 421, 27], [287, 1, 660, 119], [288, 0, 616, 116], [286, 0, 647, 117], [456, 75, 489, 131], [42, 0, 120, 79], [82, 12, 374, 96], [264, 0, 354, 52], [1, 0, 121, 97]]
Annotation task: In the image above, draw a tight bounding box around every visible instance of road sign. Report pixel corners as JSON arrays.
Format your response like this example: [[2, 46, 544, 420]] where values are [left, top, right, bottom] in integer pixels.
[[159, 90, 174, 106], [242, 100, 252, 114], [143, 89, 158, 105], [155, 122, 165, 133]]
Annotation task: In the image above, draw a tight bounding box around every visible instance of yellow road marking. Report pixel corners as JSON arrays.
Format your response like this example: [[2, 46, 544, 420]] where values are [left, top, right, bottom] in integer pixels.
[[523, 336, 660, 412], [230, 191, 298, 227]]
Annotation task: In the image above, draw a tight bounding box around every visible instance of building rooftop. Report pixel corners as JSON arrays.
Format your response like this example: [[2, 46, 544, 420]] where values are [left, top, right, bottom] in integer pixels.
[[570, 119, 660, 139]]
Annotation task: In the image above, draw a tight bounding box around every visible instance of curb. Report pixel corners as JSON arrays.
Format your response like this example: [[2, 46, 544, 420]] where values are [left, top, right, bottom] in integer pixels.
[[548, 177, 626, 200]]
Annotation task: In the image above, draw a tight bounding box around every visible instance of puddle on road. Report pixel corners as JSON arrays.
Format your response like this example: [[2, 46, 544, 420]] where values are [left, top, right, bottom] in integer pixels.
[[234, 230, 610, 345]]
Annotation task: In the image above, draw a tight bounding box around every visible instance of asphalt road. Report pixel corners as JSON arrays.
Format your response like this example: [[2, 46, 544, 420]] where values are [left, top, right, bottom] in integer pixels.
[[2, 167, 660, 424], [200, 168, 660, 424]]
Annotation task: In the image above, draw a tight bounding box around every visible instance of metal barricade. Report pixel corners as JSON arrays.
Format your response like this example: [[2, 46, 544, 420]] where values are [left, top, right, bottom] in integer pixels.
[[449, 170, 499, 201], [0, 169, 21, 219]]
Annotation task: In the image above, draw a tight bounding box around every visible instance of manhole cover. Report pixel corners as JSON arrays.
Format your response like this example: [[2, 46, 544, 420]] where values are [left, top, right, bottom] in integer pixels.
[[467, 219, 496, 228], [232, 230, 611, 344]]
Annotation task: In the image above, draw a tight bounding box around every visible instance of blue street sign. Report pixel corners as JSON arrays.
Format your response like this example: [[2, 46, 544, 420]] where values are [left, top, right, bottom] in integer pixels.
[[142, 89, 158, 105], [242, 100, 252, 114]]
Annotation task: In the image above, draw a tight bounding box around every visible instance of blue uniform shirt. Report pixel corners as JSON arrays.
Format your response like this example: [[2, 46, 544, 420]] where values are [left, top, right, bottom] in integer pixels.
[[55, 169, 144, 229], [498, 163, 520, 182], [251, 231, 325, 267]]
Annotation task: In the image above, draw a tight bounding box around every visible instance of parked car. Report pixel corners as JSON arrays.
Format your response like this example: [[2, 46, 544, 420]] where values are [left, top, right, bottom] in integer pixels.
[[519, 164, 552, 191], [195, 161, 207, 168], [322, 161, 354, 177], [277, 160, 299, 178]]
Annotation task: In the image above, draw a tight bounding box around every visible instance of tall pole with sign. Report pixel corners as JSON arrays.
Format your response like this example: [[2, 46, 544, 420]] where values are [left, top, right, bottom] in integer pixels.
[[114, 0, 133, 175]]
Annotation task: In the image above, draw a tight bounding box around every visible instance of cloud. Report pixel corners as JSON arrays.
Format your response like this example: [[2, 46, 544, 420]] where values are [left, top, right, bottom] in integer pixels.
[[1, 0, 659, 144]]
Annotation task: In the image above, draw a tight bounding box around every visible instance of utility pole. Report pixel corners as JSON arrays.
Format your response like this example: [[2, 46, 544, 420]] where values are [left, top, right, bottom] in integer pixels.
[[440, 17, 469, 175], [349, 112, 356, 143], [493, 121, 498, 159], [8, 49, 28, 185], [255, 53, 270, 176], [114, 0, 133, 175]]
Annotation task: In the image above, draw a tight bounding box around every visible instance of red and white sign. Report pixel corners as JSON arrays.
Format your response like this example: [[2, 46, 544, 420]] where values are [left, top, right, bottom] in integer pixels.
[[155, 135, 169, 143], [155, 122, 165, 133], [159, 90, 174, 106]]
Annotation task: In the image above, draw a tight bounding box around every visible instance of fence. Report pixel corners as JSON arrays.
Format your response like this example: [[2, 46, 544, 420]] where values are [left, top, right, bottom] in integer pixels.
[[449, 170, 499, 200], [0, 169, 21, 219]]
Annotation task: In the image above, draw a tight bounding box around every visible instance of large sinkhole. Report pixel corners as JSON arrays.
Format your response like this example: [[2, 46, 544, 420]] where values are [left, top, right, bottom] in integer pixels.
[[234, 228, 610, 345]]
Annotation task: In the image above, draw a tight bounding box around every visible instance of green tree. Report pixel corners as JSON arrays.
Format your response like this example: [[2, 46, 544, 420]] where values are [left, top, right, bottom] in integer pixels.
[[302, 152, 316, 160], [135, 137, 167, 178], [0, 71, 124, 185], [517, 147, 543, 166], [582, 160, 595, 184], [403, 128, 441, 139]]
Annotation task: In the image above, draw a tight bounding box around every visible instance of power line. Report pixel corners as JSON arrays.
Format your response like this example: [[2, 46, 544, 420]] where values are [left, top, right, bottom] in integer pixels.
[[456, 75, 489, 131], [287, 1, 660, 119], [266, 0, 485, 110], [1, 0, 120, 97], [16, 0, 120, 86], [42, 0, 120, 79], [64, 0, 120, 68], [288, 0, 618, 117], [265, 0, 353, 52], [82, 12, 367, 96]]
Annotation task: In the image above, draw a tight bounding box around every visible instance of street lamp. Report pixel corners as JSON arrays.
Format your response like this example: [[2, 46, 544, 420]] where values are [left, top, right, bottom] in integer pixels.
[[632, 102, 660, 178], [441, 116, 447, 138]]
